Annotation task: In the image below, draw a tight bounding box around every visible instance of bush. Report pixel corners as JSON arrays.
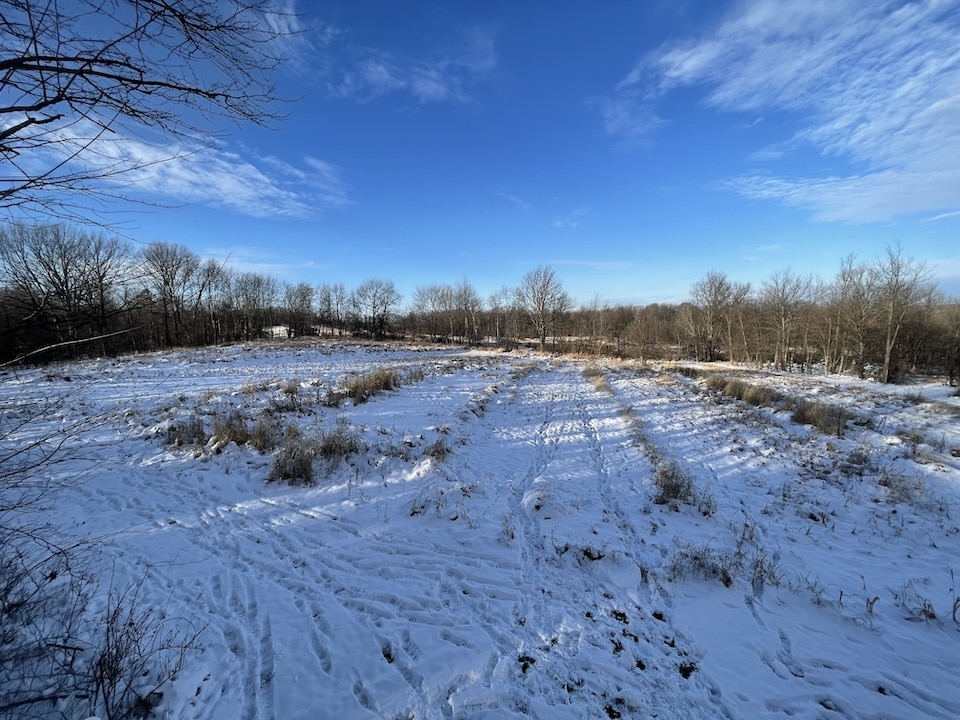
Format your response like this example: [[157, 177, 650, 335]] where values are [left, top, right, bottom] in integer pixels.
[[212, 409, 249, 447], [669, 543, 738, 587], [249, 417, 278, 453], [271, 379, 302, 412], [268, 425, 318, 485], [317, 420, 364, 463], [423, 437, 451, 461], [90, 578, 200, 720], [166, 414, 208, 447], [653, 461, 693, 505]]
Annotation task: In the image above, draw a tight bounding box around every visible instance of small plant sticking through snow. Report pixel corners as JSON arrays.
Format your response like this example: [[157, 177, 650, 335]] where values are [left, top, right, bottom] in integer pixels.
[[653, 461, 693, 505]]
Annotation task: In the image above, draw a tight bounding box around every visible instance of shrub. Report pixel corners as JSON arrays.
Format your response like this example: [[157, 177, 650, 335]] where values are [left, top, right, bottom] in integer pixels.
[[249, 416, 278, 453], [423, 437, 451, 461], [166, 415, 208, 447], [268, 425, 318, 485], [212, 409, 249, 447], [270, 379, 302, 412], [669, 543, 738, 587], [406, 367, 426, 383], [90, 578, 200, 720], [878, 469, 926, 505], [653, 461, 693, 505], [322, 389, 347, 408], [317, 420, 365, 463]]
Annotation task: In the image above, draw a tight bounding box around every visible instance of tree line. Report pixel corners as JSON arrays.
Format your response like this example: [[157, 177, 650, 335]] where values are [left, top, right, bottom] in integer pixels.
[[1, 224, 957, 383]]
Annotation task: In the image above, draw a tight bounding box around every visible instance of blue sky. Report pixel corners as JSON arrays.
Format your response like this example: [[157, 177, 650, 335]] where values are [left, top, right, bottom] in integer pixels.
[[118, 0, 960, 305]]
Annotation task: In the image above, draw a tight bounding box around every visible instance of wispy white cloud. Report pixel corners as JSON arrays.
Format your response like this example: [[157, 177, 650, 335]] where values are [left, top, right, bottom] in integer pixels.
[[553, 206, 591, 230], [84, 125, 350, 217], [593, 90, 664, 143], [496, 191, 531, 211], [259, 0, 327, 74], [925, 210, 960, 223], [200, 245, 328, 279], [323, 26, 497, 104], [614, 0, 960, 222]]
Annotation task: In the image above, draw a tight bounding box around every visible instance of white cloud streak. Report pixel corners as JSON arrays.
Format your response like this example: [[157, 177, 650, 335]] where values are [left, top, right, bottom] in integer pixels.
[[553, 206, 591, 230], [613, 0, 960, 222], [322, 27, 497, 104], [496, 191, 532, 211], [73, 124, 351, 218]]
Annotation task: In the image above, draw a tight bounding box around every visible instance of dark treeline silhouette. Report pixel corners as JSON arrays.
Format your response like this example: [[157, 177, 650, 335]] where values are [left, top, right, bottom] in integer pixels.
[[1, 224, 958, 384]]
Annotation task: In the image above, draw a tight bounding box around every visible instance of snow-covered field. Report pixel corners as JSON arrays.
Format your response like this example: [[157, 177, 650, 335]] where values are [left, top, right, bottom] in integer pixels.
[[3, 342, 960, 719]]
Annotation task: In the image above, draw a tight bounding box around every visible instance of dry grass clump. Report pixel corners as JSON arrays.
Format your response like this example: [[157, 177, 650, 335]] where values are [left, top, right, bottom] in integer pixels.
[[878, 469, 927, 505], [583, 366, 612, 394], [704, 375, 782, 408], [269, 420, 364, 485], [790, 400, 849, 437], [268, 425, 319, 485], [317, 419, 365, 462], [741, 384, 780, 407], [167, 415, 207, 447], [670, 365, 703, 380], [423, 437, 451, 461], [669, 543, 737, 588], [249, 416, 279, 452], [406, 366, 426, 383], [509, 362, 537, 380], [212, 409, 249, 447], [345, 368, 401, 405], [653, 460, 694, 505], [702, 373, 854, 437]]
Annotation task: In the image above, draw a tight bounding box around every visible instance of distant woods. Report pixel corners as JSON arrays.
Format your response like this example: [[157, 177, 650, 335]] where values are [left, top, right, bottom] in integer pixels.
[[0, 224, 957, 384]]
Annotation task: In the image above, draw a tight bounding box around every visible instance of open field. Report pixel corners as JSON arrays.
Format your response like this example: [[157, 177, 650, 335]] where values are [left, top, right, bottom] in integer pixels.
[[3, 342, 959, 719]]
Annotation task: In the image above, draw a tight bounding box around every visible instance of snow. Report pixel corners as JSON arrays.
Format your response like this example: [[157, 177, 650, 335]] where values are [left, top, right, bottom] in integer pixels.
[[3, 342, 959, 719]]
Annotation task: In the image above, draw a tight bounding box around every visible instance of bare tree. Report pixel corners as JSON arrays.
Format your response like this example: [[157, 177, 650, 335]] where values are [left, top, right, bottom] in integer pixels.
[[190, 259, 231, 345], [689, 271, 733, 361], [453, 278, 482, 344], [233, 271, 278, 340], [825, 256, 876, 376], [283, 281, 315, 337], [870, 245, 932, 383], [140, 242, 200, 347], [353, 278, 401, 338], [0, 224, 133, 358], [518, 266, 567, 351], [1, 0, 294, 223], [760, 269, 814, 371], [411, 284, 446, 341], [487, 286, 515, 348], [329, 282, 349, 336]]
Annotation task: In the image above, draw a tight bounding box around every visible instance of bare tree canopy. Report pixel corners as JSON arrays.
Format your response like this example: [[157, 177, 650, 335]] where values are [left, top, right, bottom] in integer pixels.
[[0, 0, 294, 222], [518, 265, 569, 351]]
